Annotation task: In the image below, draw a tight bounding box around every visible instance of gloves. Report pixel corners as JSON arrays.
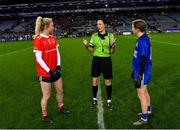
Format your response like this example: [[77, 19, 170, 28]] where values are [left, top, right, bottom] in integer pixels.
[[135, 75, 143, 88], [49, 66, 61, 81], [49, 70, 55, 77], [56, 65, 61, 72]]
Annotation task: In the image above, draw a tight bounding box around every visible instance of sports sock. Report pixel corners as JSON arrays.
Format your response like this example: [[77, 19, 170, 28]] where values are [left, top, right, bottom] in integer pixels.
[[42, 109, 48, 117], [58, 103, 64, 112], [107, 99, 112, 103], [147, 105, 152, 113], [92, 85, 98, 99], [141, 113, 148, 121], [106, 85, 112, 100]]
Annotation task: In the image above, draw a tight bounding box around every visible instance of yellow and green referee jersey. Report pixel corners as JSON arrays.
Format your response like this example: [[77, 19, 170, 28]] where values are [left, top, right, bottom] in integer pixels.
[[89, 32, 114, 57]]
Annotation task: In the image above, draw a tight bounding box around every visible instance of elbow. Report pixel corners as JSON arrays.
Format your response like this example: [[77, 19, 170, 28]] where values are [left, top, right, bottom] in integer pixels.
[[36, 58, 42, 65], [88, 50, 93, 53]]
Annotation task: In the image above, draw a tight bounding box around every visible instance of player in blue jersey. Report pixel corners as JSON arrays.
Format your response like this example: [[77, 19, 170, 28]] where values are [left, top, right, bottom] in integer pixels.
[[131, 19, 152, 126]]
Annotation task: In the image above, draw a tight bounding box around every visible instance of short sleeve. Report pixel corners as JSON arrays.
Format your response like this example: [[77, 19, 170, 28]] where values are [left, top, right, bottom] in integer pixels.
[[110, 34, 114, 40], [33, 38, 42, 52], [110, 34, 115, 43], [89, 35, 94, 48]]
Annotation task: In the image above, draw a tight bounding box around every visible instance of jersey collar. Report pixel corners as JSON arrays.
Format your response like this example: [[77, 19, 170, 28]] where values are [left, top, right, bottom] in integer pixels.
[[138, 33, 146, 40], [40, 34, 49, 38], [98, 31, 108, 40]]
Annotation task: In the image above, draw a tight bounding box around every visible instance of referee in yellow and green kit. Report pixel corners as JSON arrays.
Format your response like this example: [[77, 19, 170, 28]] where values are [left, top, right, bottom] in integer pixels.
[[83, 17, 116, 110]]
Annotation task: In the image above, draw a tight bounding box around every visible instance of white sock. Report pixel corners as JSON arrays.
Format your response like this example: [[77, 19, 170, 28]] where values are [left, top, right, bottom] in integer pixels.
[[107, 99, 111, 103], [93, 98, 97, 101]]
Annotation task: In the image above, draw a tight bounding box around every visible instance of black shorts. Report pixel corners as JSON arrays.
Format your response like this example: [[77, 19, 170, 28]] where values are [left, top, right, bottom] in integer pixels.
[[91, 56, 112, 79], [38, 73, 62, 83]]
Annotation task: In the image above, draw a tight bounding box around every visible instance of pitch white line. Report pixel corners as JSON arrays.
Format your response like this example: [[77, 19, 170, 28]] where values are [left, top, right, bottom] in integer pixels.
[[0, 47, 32, 57], [150, 39, 180, 46], [125, 36, 180, 46], [97, 81, 105, 129]]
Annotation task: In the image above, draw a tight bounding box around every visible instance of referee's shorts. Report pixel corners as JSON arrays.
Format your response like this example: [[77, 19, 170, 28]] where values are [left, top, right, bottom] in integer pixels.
[[91, 56, 112, 79]]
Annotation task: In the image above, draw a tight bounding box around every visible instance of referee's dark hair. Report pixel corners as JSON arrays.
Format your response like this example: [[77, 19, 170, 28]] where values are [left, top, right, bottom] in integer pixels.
[[97, 17, 107, 25], [132, 19, 147, 32]]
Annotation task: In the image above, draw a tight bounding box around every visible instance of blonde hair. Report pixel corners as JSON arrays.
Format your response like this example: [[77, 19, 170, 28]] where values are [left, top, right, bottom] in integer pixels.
[[35, 16, 52, 36]]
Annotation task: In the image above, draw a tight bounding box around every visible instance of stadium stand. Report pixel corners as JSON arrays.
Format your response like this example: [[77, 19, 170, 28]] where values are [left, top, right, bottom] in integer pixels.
[[0, 0, 179, 42]]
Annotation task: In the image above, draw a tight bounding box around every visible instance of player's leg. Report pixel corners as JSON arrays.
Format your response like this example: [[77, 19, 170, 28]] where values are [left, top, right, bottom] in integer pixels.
[[145, 71, 152, 114], [140, 72, 152, 115], [137, 86, 148, 114], [145, 88, 152, 114], [54, 78, 63, 110], [137, 87, 152, 115], [54, 78, 70, 114], [40, 81, 53, 124], [133, 86, 148, 125]]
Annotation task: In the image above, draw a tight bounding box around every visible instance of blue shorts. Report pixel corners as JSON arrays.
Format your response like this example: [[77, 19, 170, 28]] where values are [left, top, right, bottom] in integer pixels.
[[133, 70, 151, 86]]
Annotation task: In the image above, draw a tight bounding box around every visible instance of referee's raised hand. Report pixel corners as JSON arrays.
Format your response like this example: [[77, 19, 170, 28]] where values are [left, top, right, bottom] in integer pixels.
[[110, 37, 116, 54], [83, 39, 88, 48], [111, 38, 116, 46]]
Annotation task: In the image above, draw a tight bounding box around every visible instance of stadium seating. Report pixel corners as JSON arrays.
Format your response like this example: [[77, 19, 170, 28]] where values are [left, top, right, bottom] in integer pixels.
[[0, 0, 179, 42]]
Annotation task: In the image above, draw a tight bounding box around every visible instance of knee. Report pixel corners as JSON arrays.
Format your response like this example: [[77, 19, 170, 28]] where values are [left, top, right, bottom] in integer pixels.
[[105, 79, 112, 86], [93, 78, 99, 86]]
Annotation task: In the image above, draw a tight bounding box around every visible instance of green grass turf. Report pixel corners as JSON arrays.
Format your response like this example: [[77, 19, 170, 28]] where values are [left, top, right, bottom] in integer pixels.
[[0, 32, 180, 128]]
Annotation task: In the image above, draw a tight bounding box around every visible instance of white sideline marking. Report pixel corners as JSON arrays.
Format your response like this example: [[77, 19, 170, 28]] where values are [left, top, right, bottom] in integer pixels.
[[125, 36, 180, 46], [0, 47, 32, 57], [97, 81, 105, 129]]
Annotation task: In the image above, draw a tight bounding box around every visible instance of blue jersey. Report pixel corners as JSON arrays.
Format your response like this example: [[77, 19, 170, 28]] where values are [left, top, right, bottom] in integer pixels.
[[132, 34, 152, 72]]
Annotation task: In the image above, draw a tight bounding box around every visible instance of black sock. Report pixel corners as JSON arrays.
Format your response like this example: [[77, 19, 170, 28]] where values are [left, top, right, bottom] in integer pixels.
[[92, 85, 98, 99], [106, 85, 112, 100]]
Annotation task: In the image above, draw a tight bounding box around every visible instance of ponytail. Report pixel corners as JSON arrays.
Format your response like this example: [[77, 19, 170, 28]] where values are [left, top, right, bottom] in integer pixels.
[[35, 16, 52, 37], [35, 16, 43, 36]]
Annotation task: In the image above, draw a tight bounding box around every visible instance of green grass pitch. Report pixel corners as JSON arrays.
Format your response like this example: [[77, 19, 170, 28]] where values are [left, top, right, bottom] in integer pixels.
[[0, 33, 180, 129]]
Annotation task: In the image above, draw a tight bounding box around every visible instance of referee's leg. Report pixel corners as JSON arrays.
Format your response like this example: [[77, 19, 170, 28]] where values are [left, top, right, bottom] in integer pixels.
[[102, 58, 113, 109], [92, 77, 99, 98], [91, 57, 100, 104], [104, 79, 112, 101]]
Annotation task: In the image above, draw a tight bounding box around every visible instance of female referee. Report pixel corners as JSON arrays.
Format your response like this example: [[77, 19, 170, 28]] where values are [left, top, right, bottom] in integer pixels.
[[83, 18, 116, 110], [33, 16, 70, 124], [131, 19, 152, 126]]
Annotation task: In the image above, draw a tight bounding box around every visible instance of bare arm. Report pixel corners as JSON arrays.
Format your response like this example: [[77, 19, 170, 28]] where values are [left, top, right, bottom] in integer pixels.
[[110, 38, 116, 54], [83, 39, 94, 53]]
